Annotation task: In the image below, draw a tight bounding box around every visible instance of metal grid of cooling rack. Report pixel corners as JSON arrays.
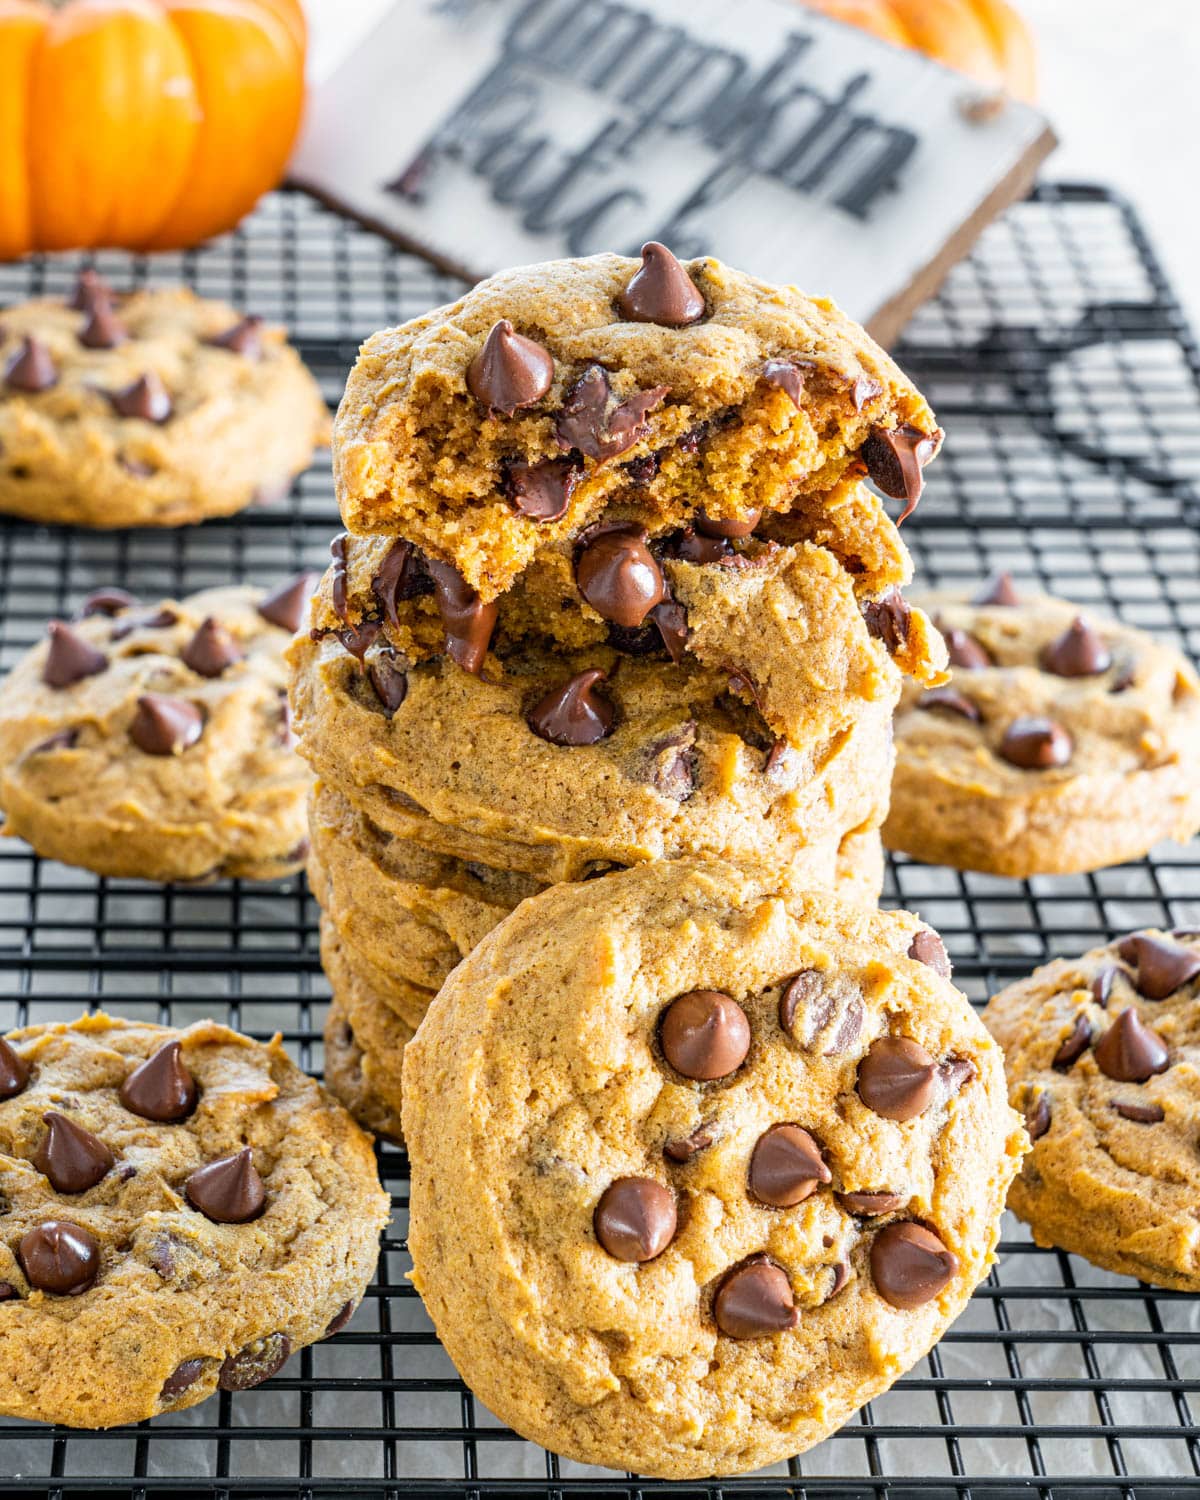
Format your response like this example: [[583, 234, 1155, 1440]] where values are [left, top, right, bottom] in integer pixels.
[[0, 184, 1199, 1499]]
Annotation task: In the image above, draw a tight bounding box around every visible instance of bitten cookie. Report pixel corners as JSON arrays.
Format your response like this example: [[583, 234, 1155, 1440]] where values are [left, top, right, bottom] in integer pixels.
[[403, 861, 1025, 1478], [0, 1013, 389, 1427], [0, 272, 328, 527], [334, 246, 941, 599], [0, 578, 316, 881], [884, 577, 1200, 876], [984, 928, 1200, 1290]]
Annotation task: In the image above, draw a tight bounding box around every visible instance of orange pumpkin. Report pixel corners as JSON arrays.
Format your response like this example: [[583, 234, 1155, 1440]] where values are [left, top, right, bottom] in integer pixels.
[[802, 0, 1036, 102], [0, 0, 306, 259]]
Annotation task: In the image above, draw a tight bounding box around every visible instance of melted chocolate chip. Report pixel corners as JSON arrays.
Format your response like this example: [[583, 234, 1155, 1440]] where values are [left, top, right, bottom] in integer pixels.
[[575, 524, 665, 628], [32, 1111, 114, 1193], [862, 588, 911, 652], [111, 607, 177, 641], [367, 649, 408, 716], [0, 1037, 29, 1099], [1093, 1009, 1169, 1083], [943, 628, 991, 670], [331, 620, 382, 661], [108, 372, 172, 423], [130, 694, 203, 755], [425, 560, 497, 675], [939, 1057, 977, 1095], [1025, 1092, 1051, 1140], [663, 1124, 714, 1163], [42, 622, 107, 688], [466, 320, 554, 413], [160, 1358, 207, 1402], [594, 1177, 677, 1261], [862, 425, 941, 521], [555, 365, 667, 462], [839, 1190, 905, 1216], [181, 617, 244, 678], [779, 972, 863, 1055], [917, 687, 982, 722], [642, 721, 696, 801], [748, 1124, 830, 1208], [1113, 1100, 1164, 1124], [973, 572, 1020, 607], [32, 728, 78, 754], [325, 1299, 356, 1336], [998, 716, 1073, 770], [857, 1037, 936, 1121], [120, 1041, 198, 1122], [78, 296, 127, 350], [1116, 933, 1200, 1000], [617, 243, 705, 326], [79, 587, 137, 618], [1039, 617, 1112, 678], [908, 929, 951, 977], [666, 527, 731, 565], [5, 336, 57, 393], [218, 1333, 291, 1391], [185, 1147, 266, 1224], [19, 1221, 101, 1296], [207, 316, 263, 358], [871, 1222, 958, 1309], [761, 358, 809, 407], [695, 508, 761, 540], [660, 991, 750, 1081], [330, 533, 350, 621], [1052, 1014, 1093, 1070], [371, 541, 430, 623], [526, 668, 614, 746], [505, 455, 581, 522], [258, 572, 318, 633], [649, 597, 688, 662], [713, 1257, 797, 1338]]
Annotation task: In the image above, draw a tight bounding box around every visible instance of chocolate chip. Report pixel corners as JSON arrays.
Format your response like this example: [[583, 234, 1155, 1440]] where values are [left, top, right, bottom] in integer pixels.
[[713, 1257, 797, 1338], [857, 1037, 937, 1121], [19, 1220, 101, 1296], [917, 686, 981, 722], [258, 572, 318, 633], [329, 533, 350, 622], [130, 694, 203, 755], [695, 508, 761, 540], [526, 668, 614, 746], [79, 587, 137, 618], [78, 295, 127, 350], [160, 1358, 207, 1402], [371, 540, 430, 623], [111, 607, 178, 641], [663, 1125, 714, 1163], [0, 1037, 29, 1099], [749, 1125, 830, 1208], [0, 1283, 16, 1301], [217, 1333, 291, 1391], [32, 1111, 114, 1193], [1113, 1100, 1164, 1124], [120, 1040, 197, 1122], [555, 365, 667, 462], [5, 336, 57, 393], [181, 617, 243, 678], [839, 1190, 905, 1216], [207, 316, 263, 358], [331, 620, 381, 661], [862, 588, 911, 652], [761, 358, 808, 407], [505, 455, 581, 522], [185, 1147, 266, 1224], [1092, 965, 1119, 1006], [42, 621, 107, 688], [1052, 1014, 1093, 1070], [594, 1177, 677, 1261], [325, 1300, 356, 1336], [643, 721, 696, 801], [69, 269, 110, 314], [575, 524, 665, 628], [1039, 616, 1112, 678], [1108, 656, 1137, 693], [998, 716, 1073, 770], [1094, 1008, 1169, 1083], [617, 242, 704, 326], [666, 527, 731, 564], [660, 990, 750, 1081], [852, 374, 883, 409], [1116, 933, 1200, 1000], [466, 320, 554, 413], [649, 597, 688, 661], [425, 559, 497, 674], [973, 572, 1020, 606], [32, 728, 78, 754], [944, 628, 991, 670], [939, 1057, 977, 1095], [871, 1222, 958, 1309], [108, 372, 172, 423], [862, 424, 942, 522], [1025, 1092, 1051, 1140], [908, 929, 951, 977], [779, 972, 863, 1055], [367, 649, 408, 716]]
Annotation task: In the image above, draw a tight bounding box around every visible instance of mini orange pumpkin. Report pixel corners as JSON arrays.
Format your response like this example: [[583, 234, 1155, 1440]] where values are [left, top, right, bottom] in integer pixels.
[[802, 0, 1036, 102], [0, 0, 306, 259]]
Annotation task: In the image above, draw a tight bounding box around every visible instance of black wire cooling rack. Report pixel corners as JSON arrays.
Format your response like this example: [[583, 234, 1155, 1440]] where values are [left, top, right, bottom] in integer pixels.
[[1, 183, 1199, 1500]]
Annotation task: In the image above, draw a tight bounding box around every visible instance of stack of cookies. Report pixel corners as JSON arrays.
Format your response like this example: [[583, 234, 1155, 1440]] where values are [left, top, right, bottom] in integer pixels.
[[287, 245, 950, 1139]]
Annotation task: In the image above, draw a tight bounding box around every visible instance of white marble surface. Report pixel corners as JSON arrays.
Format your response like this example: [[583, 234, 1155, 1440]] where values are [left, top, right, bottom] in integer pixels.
[[304, 0, 1200, 328]]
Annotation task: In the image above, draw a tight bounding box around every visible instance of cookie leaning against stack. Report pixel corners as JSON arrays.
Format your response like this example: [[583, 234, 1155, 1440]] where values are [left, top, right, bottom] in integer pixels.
[[288, 244, 949, 1133], [403, 861, 1026, 1478]]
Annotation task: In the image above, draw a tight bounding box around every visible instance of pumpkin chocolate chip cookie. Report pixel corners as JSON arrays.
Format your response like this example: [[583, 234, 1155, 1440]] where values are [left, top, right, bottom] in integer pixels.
[[884, 578, 1200, 875], [333, 246, 941, 599], [403, 860, 1025, 1478], [0, 272, 328, 527], [983, 929, 1200, 1289], [0, 1013, 388, 1427], [0, 579, 316, 881]]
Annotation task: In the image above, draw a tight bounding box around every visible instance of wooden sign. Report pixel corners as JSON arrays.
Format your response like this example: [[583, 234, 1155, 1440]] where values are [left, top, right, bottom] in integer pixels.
[[291, 0, 1056, 344]]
